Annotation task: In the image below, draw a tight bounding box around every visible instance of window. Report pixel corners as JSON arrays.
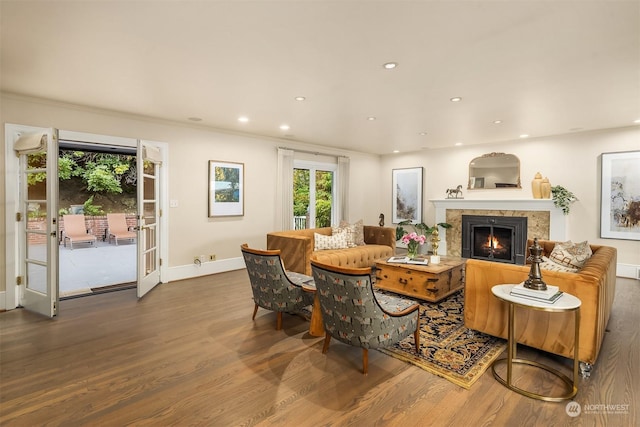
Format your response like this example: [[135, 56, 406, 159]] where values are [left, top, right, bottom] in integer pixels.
[[293, 160, 336, 229]]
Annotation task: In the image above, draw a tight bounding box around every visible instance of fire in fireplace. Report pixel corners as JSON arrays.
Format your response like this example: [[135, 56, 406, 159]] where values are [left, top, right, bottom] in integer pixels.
[[462, 215, 528, 265]]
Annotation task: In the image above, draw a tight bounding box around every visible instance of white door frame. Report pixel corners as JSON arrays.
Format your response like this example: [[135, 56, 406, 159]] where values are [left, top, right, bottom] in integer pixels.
[[3, 124, 169, 310], [293, 159, 338, 228]]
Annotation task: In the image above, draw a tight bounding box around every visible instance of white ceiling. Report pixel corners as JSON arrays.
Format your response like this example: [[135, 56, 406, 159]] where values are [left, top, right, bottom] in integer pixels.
[[1, 1, 639, 155]]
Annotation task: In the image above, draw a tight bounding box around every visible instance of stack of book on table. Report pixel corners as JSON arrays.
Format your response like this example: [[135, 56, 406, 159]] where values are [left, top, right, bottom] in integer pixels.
[[510, 283, 563, 303]]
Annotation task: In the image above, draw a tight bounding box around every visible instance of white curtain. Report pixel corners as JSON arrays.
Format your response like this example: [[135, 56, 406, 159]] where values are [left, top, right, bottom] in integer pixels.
[[276, 148, 294, 230], [337, 156, 350, 222]]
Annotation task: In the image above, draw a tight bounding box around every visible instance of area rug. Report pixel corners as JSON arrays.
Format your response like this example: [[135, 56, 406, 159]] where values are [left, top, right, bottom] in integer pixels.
[[377, 290, 506, 389]]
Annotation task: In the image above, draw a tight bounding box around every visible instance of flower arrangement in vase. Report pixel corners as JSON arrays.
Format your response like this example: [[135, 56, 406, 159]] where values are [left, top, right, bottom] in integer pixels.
[[396, 220, 453, 256], [401, 232, 426, 259]]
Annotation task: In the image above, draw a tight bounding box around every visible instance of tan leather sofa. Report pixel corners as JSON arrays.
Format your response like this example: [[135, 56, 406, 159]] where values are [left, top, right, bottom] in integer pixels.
[[464, 239, 617, 372], [267, 226, 396, 276]]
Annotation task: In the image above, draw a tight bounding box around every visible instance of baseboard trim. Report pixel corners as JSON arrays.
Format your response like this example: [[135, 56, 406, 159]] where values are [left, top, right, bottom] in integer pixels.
[[165, 257, 245, 282], [0, 291, 5, 311], [617, 263, 640, 280]]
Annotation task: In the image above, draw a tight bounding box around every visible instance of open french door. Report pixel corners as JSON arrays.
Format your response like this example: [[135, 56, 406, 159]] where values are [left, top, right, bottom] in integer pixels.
[[136, 140, 162, 298], [13, 127, 59, 317]]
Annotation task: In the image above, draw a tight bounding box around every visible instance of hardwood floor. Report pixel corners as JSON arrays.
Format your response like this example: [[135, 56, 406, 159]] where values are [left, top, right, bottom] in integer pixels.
[[1, 271, 637, 426]]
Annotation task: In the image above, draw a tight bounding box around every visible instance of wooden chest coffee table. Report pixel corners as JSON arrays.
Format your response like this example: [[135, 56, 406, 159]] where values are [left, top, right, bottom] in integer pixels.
[[374, 256, 466, 303]]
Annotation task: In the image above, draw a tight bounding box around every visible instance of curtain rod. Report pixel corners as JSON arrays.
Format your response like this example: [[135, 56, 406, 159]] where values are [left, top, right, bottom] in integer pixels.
[[278, 146, 348, 158]]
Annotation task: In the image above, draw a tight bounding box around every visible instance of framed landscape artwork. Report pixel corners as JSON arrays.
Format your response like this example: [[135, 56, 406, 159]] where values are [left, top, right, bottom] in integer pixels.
[[600, 150, 640, 240], [392, 167, 423, 224], [208, 160, 244, 217]]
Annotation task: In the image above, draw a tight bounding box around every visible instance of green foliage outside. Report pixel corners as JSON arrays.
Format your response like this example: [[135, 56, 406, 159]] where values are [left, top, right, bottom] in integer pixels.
[[293, 169, 310, 217], [59, 150, 136, 213], [293, 168, 333, 228], [82, 195, 104, 216]]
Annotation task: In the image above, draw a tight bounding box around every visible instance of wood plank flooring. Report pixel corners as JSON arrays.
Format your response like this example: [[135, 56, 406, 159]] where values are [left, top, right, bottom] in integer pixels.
[[1, 271, 637, 426]]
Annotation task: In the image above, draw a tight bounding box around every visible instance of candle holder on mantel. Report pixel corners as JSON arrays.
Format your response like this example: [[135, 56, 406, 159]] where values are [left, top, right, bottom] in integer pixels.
[[523, 238, 547, 291], [430, 229, 441, 264]]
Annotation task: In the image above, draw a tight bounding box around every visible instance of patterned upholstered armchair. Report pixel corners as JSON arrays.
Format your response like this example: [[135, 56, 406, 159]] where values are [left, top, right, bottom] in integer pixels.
[[241, 244, 315, 330], [310, 260, 421, 374]]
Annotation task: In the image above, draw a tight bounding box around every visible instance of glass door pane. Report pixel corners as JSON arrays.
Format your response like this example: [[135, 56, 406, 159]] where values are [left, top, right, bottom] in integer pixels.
[[137, 142, 161, 298], [315, 170, 333, 228], [17, 129, 58, 317], [293, 168, 310, 229]]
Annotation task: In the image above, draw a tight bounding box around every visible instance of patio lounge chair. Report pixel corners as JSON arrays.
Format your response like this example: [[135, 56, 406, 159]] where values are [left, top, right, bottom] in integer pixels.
[[62, 214, 97, 249], [106, 213, 137, 245]]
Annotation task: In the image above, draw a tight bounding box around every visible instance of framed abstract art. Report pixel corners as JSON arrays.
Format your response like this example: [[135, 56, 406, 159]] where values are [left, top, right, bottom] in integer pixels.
[[600, 150, 640, 240], [392, 167, 423, 224]]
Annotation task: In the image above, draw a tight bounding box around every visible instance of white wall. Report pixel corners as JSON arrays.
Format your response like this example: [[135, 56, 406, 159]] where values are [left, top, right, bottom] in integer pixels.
[[381, 126, 640, 272], [1, 94, 382, 293], [2, 93, 638, 300]]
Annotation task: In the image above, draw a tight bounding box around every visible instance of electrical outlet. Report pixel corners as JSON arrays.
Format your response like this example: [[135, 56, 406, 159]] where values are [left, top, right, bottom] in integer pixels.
[[199, 255, 206, 263], [209, 254, 216, 261]]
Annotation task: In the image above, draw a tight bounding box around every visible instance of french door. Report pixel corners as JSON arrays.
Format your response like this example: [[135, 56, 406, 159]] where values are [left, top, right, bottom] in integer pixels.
[[136, 141, 162, 298], [293, 161, 336, 229], [13, 127, 59, 317], [5, 124, 168, 313]]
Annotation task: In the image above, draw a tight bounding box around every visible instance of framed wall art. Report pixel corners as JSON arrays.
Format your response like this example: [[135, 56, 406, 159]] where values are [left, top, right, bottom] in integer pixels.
[[392, 167, 423, 224], [600, 150, 640, 240], [209, 160, 244, 217]]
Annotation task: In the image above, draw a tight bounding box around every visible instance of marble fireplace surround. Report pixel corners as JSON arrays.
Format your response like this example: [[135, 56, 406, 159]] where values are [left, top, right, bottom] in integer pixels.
[[431, 199, 567, 257]]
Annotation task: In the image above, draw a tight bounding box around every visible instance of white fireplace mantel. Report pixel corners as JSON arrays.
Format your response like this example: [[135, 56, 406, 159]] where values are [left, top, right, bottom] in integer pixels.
[[430, 199, 567, 255]]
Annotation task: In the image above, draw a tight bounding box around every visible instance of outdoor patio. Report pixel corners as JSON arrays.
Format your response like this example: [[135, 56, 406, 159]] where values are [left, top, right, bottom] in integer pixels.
[[58, 240, 136, 297]]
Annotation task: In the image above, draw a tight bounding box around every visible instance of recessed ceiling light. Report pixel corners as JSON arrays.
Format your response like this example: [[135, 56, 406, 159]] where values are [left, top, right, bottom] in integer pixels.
[[450, 97, 462, 102], [634, 119, 640, 124], [493, 120, 502, 124], [393, 150, 400, 153], [383, 62, 398, 69], [238, 116, 249, 123], [367, 116, 376, 121], [295, 96, 306, 101], [519, 134, 529, 138], [187, 117, 202, 122], [419, 132, 427, 136], [279, 124, 290, 131], [455, 142, 463, 146]]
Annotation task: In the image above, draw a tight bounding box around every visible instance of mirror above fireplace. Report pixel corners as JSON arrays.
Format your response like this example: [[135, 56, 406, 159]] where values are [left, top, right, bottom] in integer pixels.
[[468, 152, 521, 190]]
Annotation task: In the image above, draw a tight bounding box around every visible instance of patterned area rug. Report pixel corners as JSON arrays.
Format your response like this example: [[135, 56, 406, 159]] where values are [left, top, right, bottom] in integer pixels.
[[377, 290, 506, 389]]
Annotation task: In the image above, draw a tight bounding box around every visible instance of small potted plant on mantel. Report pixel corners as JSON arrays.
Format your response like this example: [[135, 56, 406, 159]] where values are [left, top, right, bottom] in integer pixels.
[[551, 185, 578, 214]]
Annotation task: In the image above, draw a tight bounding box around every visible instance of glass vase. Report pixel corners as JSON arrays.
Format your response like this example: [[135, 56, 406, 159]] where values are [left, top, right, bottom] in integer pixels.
[[407, 245, 418, 259]]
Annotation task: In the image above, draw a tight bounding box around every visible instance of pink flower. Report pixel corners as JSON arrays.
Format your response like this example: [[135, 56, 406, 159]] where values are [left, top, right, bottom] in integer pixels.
[[401, 232, 426, 253]]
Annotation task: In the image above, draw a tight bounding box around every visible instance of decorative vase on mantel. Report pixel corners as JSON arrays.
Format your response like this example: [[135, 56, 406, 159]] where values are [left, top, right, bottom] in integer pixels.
[[531, 172, 543, 199], [541, 177, 551, 199]]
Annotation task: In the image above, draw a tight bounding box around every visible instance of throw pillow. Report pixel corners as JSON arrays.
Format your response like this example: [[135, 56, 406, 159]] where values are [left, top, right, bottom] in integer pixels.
[[540, 256, 579, 273], [549, 240, 592, 270], [332, 223, 357, 248], [338, 219, 365, 246], [314, 231, 350, 251]]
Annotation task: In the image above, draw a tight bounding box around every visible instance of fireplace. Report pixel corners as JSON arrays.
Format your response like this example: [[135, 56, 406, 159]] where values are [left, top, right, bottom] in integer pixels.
[[461, 215, 528, 265]]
